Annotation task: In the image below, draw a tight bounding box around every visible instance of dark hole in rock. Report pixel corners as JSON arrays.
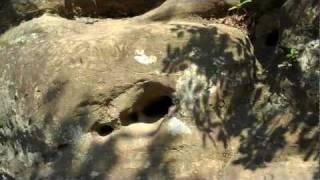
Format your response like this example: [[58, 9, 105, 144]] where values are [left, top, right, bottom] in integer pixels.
[[92, 123, 114, 136], [42, 150, 59, 162], [120, 95, 174, 126], [265, 29, 279, 47], [120, 82, 175, 126], [57, 143, 69, 151], [97, 124, 114, 136], [142, 96, 173, 118], [128, 112, 139, 122]]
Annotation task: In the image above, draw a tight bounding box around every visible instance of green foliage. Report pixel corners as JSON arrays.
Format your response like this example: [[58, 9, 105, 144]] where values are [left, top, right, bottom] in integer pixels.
[[228, 0, 253, 11], [278, 48, 300, 69], [285, 48, 299, 61]]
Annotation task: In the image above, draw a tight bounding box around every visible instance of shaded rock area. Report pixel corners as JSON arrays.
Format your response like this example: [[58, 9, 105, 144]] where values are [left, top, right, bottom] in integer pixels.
[[0, 0, 319, 180], [0, 0, 237, 34], [0, 0, 64, 34], [250, 0, 319, 115], [63, 0, 166, 18], [0, 0, 166, 34]]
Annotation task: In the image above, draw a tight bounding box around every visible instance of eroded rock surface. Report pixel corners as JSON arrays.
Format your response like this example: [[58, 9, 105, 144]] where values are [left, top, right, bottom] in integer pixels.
[[0, 3, 318, 180], [0, 14, 255, 179]]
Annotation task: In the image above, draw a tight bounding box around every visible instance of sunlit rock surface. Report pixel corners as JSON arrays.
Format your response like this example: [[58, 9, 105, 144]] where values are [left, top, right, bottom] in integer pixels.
[[0, 9, 318, 180]]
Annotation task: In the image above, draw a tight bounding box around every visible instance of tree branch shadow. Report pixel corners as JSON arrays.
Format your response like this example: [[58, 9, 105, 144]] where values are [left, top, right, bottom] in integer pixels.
[[161, 23, 319, 170]]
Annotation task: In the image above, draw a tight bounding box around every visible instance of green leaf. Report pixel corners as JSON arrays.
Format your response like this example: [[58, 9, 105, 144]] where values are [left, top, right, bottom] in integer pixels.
[[228, 0, 252, 11], [228, 6, 239, 11]]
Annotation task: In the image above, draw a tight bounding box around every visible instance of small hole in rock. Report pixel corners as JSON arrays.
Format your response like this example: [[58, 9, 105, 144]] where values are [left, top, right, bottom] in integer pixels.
[[129, 112, 139, 122], [265, 29, 279, 47], [143, 96, 173, 118], [94, 124, 114, 136], [119, 82, 175, 125], [57, 143, 69, 150]]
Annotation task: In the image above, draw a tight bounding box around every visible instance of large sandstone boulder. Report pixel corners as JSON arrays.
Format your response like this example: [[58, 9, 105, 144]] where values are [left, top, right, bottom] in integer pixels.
[[0, 14, 251, 179], [0, 14, 318, 179]]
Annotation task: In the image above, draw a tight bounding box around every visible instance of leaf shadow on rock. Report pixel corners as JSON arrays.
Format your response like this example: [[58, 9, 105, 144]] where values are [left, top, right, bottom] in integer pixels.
[[161, 23, 319, 170], [255, 41, 320, 164], [162, 24, 255, 147], [28, 77, 176, 180], [135, 132, 176, 180], [16, 22, 319, 179], [29, 79, 124, 179]]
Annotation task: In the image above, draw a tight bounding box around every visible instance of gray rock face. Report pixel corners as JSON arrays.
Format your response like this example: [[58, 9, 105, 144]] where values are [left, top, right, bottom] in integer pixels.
[[298, 39, 320, 103], [252, 0, 318, 64], [280, 0, 319, 48]]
